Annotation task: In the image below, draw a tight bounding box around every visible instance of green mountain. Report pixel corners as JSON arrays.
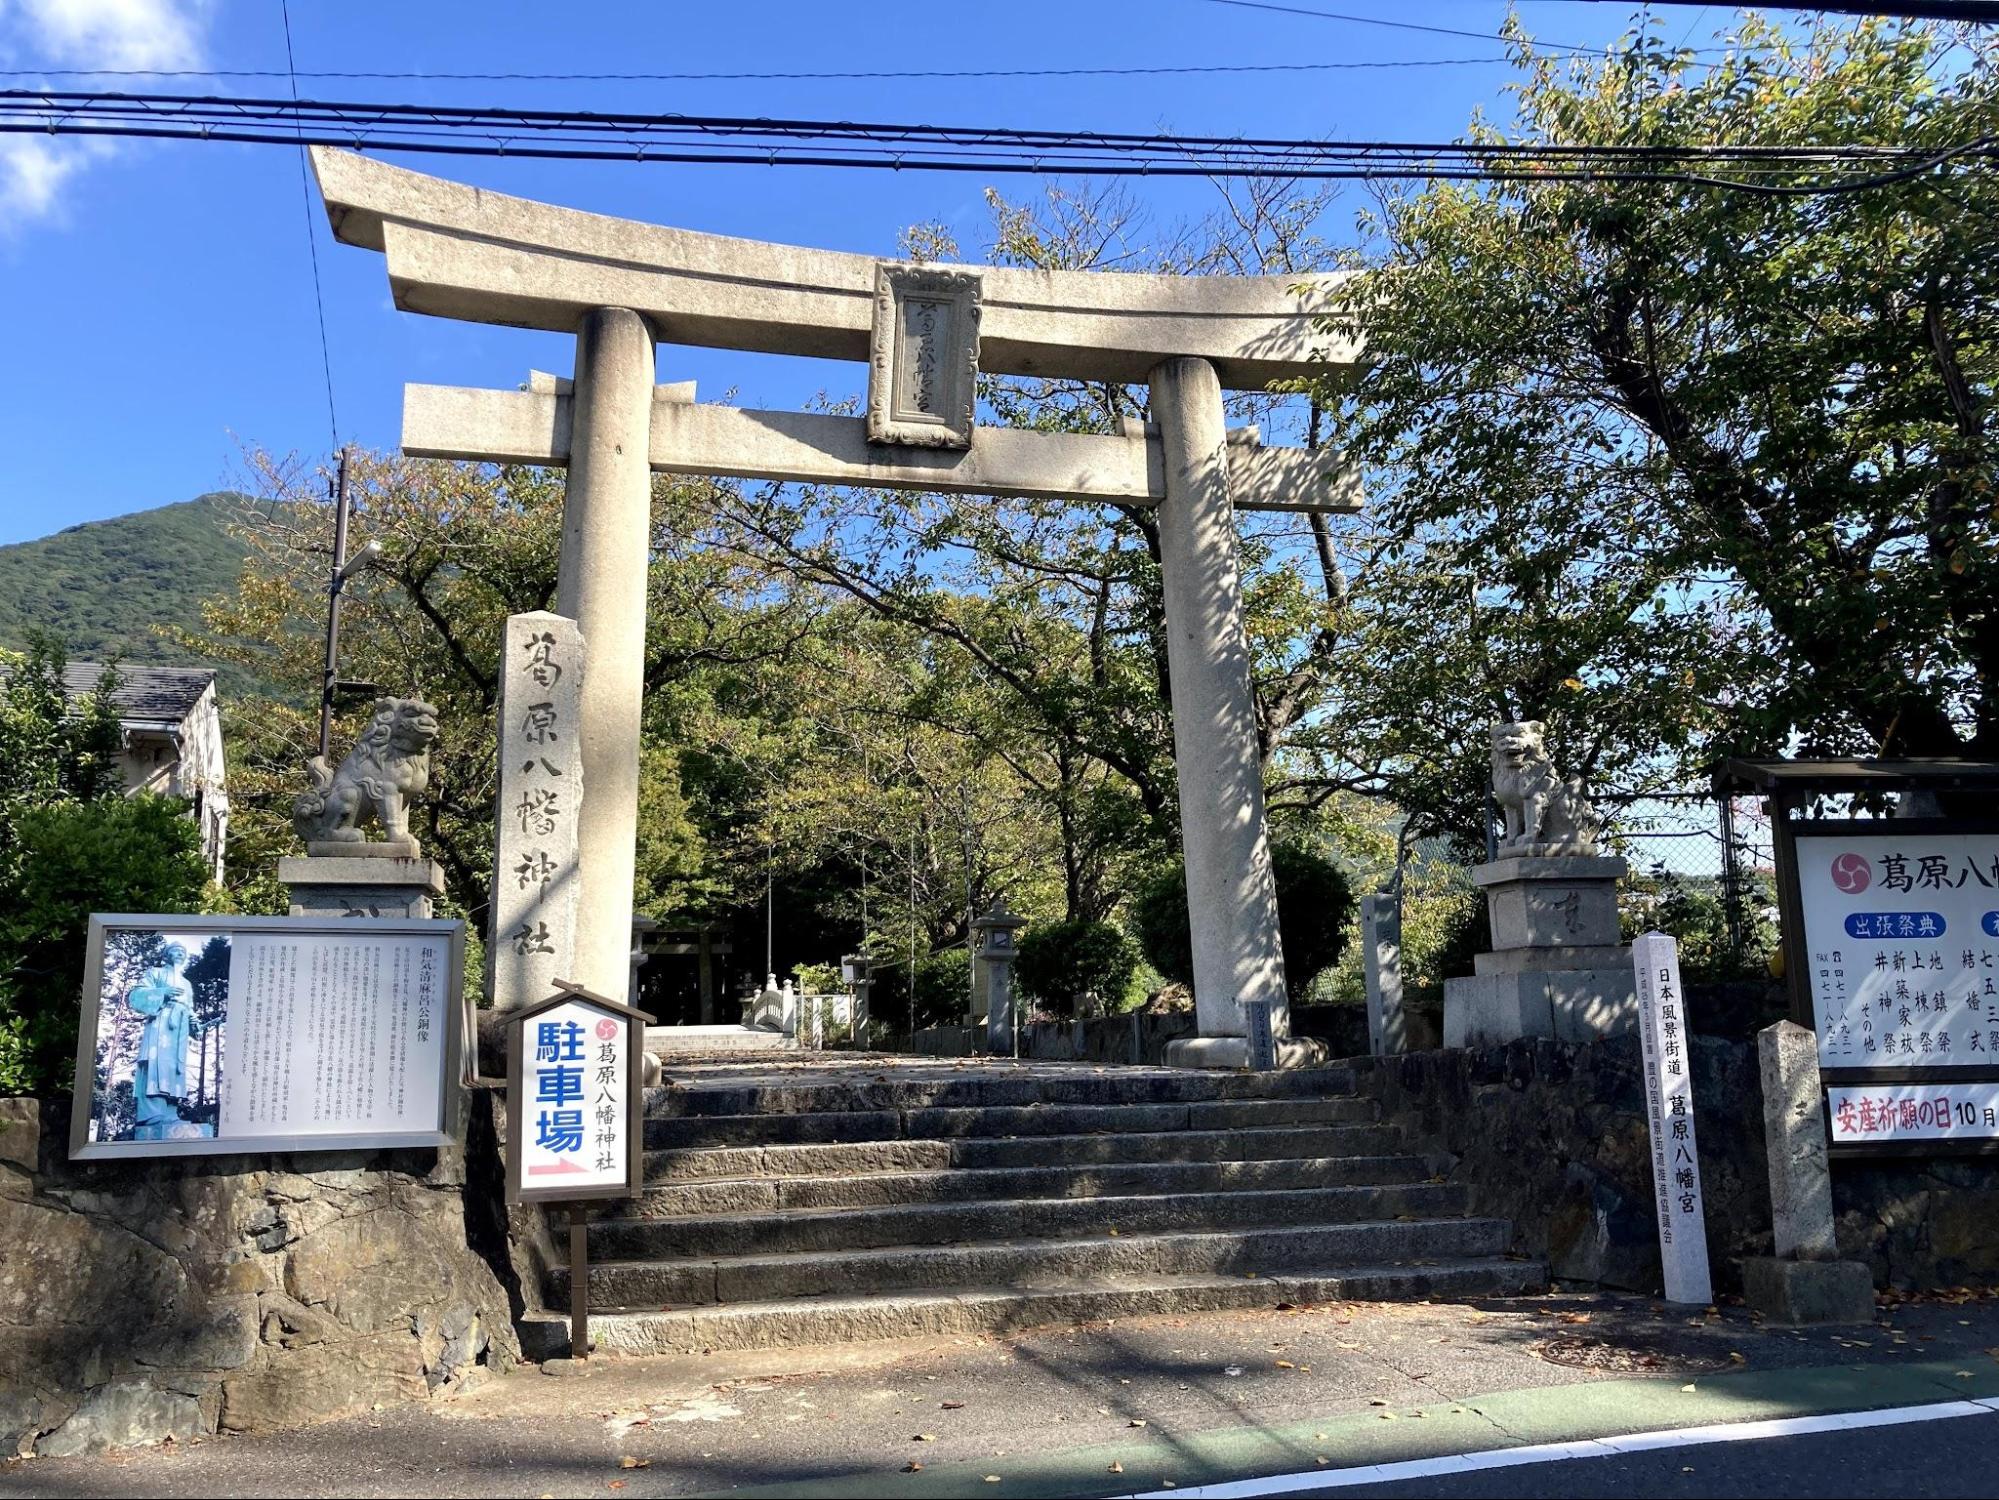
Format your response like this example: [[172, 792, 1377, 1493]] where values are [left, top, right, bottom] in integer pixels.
[[0, 494, 252, 675]]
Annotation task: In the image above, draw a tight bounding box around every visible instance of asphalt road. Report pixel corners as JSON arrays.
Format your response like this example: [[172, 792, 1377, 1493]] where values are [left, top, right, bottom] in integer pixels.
[[8, 1291, 1999, 1500], [1334, 1411, 1999, 1498]]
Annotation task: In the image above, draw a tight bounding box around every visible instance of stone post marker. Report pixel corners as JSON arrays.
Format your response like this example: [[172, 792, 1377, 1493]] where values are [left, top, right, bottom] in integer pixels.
[[1362, 891, 1407, 1056], [556, 307, 655, 1005], [974, 902, 1027, 1057], [1742, 1020, 1876, 1324], [488, 611, 585, 1013], [1150, 356, 1289, 1071]]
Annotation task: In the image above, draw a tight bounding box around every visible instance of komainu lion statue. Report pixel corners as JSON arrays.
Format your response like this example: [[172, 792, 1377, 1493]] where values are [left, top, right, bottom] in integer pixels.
[[1490, 720, 1598, 857], [293, 697, 440, 848]]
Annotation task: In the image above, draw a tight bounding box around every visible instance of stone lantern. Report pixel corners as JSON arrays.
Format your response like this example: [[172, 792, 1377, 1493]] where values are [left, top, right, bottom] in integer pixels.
[[972, 902, 1027, 1057]]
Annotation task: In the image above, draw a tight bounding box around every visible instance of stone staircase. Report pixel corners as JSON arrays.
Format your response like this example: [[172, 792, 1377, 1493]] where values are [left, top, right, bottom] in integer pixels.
[[518, 1059, 1544, 1358]]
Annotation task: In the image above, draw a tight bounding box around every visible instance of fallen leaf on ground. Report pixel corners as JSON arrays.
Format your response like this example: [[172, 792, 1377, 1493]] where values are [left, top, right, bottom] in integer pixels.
[[984, 1476, 1002, 1484], [619, 1457, 650, 1469], [1557, 1312, 1591, 1325], [1108, 1461, 1124, 1474], [902, 1462, 923, 1473], [1130, 1418, 1148, 1428], [1275, 1360, 1296, 1370], [941, 1400, 965, 1410]]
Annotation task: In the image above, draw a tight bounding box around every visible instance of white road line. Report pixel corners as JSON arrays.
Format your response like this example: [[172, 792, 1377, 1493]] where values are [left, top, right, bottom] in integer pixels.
[[1124, 1397, 1999, 1499]]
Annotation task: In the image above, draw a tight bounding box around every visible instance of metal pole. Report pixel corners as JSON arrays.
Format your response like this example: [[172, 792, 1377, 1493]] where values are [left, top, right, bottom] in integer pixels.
[[1718, 791, 1743, 964], [568, 1202, 588, 1360], [317, 448, 351, 762]]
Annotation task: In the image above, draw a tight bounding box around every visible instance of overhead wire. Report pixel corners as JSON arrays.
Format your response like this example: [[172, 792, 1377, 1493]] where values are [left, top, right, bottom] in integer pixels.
[[279, 2, 339, 451], [2, 88, 1989, 196]]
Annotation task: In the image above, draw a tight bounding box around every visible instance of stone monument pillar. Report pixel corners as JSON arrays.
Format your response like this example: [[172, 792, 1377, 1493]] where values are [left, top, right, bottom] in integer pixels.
[[973, 902, 1026, 1057], [1149, 356, 1290, 1071], [1444, 722, 1637, 1046], [1362, 891, 1407, 1056], [1741, 1020, 1876, 1324], [281, 696, 446, 919], [556, 307, 655, 1005], [487, 612, 585, 1013]]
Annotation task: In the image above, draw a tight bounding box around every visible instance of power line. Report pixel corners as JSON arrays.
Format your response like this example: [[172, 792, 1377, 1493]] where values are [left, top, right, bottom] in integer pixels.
[[0, 57, 1531, 82], [5, 90, 1990, 196], [280, 1, 338, 450], [1198, 0, 1598, 52], [1561, 0, 1999, 18]]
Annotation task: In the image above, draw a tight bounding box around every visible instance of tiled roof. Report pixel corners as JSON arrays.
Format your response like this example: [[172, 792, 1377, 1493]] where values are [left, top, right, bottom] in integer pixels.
[[63, 662, 215, 725]]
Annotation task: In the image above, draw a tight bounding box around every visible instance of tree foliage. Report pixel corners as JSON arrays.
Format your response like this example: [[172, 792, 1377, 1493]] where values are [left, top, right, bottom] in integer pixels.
[[1305, 18, 1999, 849], [1132, 842, 1355, 1001]]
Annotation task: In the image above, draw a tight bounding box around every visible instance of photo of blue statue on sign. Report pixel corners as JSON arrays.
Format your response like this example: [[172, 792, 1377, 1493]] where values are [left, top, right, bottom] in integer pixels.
[[89, 928, 228, 1144]]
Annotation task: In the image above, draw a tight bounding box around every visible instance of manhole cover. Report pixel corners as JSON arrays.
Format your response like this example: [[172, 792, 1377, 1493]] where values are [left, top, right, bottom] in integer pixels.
[[1534, 1335, 1732, 1374]]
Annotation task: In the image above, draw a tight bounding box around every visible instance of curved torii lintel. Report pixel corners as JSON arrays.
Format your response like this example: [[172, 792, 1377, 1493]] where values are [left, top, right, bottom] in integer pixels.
[[310, 148, 1362, 390]]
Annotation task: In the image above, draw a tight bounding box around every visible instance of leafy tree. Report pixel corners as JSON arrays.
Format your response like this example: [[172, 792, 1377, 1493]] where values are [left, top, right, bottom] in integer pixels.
[[1015, 918, 1139, 1017], [1308, 18, 1999, 847], [1132, 842, 1355, 1002], [0, 797, 211, 1094]]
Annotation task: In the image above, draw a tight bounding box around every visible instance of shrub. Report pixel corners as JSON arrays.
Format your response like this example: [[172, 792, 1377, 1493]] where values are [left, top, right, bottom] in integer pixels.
[[1014, 919, 1139, 1017], [0, 796, 212, 1095], [1132, 843, 1356, 1001], [868, 947, 973, 1034]]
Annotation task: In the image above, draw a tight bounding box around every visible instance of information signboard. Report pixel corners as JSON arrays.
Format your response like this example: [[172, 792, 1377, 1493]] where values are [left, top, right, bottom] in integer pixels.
[[1791, 825, 1999, 1074], [69, 914, 464, 1160], [505, 982, 648, 1205]]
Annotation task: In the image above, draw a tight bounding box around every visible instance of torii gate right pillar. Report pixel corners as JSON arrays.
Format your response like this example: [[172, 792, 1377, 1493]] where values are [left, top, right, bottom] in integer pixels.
[[1150, 357, 1291, 1068]]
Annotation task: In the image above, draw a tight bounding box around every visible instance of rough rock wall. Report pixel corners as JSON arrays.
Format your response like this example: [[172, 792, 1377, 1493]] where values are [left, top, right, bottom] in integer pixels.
[[1348, 1037, 1999, 1294], [0, 1097, 518, 1458]]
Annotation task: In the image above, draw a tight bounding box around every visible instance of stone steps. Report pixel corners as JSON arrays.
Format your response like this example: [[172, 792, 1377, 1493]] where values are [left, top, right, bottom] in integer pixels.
[[623, 1152, 1437, 1216], [637, 1123, 1406, 1183], [532, 1060, 1544, 1358], [646, 1064, 1357, 1117], [640, 1096, 1374, 1150], [592, 1182, 1470, 1259], [559, 1216, 1516, 1308], [523, 1255, 1543, 1359]]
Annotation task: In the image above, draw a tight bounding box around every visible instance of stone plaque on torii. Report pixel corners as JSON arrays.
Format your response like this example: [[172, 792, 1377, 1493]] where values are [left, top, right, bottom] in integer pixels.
[[312, 149, 1364, 1067]]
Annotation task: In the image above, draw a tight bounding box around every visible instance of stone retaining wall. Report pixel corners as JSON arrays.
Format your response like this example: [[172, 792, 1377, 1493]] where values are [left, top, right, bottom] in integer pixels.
[[1351, 1037, 1999, 1294], [0, 1097, 518, 1458]]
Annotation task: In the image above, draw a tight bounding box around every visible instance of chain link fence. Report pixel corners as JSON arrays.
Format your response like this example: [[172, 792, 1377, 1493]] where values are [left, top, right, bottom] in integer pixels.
[[1596, 791, 1781, 981]]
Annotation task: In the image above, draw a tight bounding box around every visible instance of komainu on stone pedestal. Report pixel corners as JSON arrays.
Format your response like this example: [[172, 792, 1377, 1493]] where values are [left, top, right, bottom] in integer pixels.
[[1491, 720, 1598, 857], [292, 697, 439, 851]]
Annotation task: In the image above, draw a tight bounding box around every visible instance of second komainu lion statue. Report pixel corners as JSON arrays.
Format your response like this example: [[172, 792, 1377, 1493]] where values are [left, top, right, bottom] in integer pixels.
[[293, 697, 440, 848], [1490, 720, 1598, 857]]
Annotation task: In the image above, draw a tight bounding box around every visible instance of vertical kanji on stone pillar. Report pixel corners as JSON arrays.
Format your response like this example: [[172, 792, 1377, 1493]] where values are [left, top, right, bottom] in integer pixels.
[[488, 611, 585, 1012]]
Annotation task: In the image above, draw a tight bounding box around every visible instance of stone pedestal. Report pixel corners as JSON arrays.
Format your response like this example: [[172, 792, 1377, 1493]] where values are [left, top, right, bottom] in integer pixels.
[[280, 852, 445, 919], [1444, 854, 1636, 1047], [1741, 1257, 1875, 1326]]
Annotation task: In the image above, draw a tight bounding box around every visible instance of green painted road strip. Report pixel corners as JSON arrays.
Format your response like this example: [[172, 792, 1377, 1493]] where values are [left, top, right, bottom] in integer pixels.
[[696, 1358, 1999, 1500]]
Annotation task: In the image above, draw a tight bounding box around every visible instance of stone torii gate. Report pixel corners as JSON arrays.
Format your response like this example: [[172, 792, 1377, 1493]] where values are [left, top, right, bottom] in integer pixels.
[[312, 148, 1363, 1069]]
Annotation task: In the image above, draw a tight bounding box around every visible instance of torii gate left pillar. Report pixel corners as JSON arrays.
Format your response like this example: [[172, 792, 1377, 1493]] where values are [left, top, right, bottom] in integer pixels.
[[557, 308, 655, 1004]]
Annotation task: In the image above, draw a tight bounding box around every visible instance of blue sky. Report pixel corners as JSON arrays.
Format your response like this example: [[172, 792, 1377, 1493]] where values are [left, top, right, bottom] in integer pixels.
[[0, 0, 1740, 546]]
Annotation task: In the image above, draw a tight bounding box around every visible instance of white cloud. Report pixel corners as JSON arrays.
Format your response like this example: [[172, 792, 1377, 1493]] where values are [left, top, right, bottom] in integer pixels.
[[0, 0, 211, 229]]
